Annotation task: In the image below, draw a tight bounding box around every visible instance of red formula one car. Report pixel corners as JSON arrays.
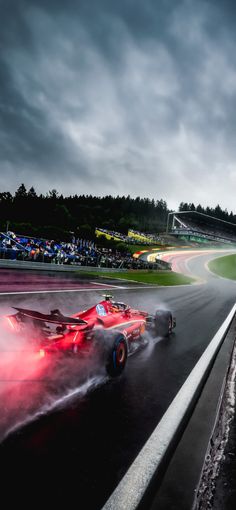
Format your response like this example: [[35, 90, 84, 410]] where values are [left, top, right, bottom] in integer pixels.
[[6, 295, 176, 377]]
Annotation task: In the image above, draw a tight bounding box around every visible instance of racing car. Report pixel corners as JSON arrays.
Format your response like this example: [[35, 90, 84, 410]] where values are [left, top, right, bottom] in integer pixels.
[[5, 295, 176, 377]]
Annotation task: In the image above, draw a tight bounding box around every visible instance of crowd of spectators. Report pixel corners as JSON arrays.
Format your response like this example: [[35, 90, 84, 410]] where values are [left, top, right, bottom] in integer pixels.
[[0, 231, 170, 270], [96, 228, 135, 243], [128, 229, 163, 244], [0, 231, 98, 264], [96, 227, 165, 245]]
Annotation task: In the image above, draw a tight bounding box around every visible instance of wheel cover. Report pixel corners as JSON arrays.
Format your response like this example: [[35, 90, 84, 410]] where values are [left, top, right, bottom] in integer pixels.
[[116, 342, 126, 365]]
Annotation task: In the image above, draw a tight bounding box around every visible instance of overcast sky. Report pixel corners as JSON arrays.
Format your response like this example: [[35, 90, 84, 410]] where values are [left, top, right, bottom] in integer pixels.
[[1, 0, 236, 211]]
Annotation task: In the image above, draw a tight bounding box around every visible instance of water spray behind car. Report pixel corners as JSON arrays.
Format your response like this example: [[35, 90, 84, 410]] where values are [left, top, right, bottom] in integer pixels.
[[0, 293, 175, 441], [0, 301, 108, 442]]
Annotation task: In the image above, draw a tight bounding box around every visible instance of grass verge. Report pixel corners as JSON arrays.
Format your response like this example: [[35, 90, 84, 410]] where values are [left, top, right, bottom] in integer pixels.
[[78, 270, 195, 285], [208, 254, 236, 280]]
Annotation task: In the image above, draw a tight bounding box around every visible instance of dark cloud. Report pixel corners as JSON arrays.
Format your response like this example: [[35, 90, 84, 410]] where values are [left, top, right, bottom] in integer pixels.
[[0, 0, 236, 210]]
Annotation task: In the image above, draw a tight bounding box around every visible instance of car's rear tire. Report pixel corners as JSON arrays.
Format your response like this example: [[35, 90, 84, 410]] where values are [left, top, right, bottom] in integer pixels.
[[154, 310, 173, 337], [99, 332, 128, 377]]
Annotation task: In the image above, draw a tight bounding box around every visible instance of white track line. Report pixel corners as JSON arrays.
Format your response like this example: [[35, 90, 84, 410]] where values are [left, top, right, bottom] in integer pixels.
[[89, 281, 124, 288]]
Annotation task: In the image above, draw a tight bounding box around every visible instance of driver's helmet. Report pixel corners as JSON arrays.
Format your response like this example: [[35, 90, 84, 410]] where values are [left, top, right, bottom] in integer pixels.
[[110, 302, 120, 313]]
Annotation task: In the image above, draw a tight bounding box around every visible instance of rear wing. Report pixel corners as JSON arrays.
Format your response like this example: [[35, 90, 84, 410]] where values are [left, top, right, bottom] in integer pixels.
[[12, 307, 88, 326]]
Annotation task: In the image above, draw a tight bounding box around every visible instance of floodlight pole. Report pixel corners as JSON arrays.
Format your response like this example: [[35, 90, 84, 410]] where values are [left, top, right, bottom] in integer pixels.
[[166, 213, 172, 234]]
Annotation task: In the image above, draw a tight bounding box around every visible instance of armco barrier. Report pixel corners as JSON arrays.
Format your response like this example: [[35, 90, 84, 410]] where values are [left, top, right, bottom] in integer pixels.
[[102, 303, 236, 510], [0, 259, 126, 272]]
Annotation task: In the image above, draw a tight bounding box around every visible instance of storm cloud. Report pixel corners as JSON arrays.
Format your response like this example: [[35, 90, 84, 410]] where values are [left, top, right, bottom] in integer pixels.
[[1, 0, 236, 211]]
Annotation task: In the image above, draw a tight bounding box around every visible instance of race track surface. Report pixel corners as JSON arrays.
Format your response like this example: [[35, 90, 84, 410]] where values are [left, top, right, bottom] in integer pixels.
[[0, 268, 127, 292], [0, 252, 235, 508]]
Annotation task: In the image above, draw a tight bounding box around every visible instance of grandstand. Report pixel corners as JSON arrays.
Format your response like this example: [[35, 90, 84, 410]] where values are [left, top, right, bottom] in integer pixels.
[[0, 231, 171, 270], [166, 211, 236, 245], [95, 228, 131, 243], [95, 228, 160, 245], [95, 227, 187, 247], [127, 229, 161, 245]]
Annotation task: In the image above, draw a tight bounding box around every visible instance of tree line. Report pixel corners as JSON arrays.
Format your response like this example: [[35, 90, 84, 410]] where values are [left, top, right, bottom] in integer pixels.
[[178, 202, 235, 223], [0, 184, 235, 241]]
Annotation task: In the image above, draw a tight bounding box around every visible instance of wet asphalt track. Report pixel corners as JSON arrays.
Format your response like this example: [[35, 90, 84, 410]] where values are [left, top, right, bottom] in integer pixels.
[[0, 253, 236, 509]]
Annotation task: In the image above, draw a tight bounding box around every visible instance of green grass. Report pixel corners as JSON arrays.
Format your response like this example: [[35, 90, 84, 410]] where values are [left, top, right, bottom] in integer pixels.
[[208, 254, 236, 280], [79, 270, 195, 285]]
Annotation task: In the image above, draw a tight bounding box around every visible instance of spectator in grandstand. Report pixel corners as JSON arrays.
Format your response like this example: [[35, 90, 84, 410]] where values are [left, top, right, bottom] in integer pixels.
[[0, 229, 173, 270]]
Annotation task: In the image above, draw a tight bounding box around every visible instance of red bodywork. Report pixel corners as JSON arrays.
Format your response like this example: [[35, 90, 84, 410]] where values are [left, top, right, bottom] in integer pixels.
[[5, 297, 175, 377], [7, 299, 149, 357]]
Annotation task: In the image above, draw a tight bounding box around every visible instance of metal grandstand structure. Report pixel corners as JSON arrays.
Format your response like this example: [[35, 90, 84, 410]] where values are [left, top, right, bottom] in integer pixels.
[[166, 211, 236, 244]]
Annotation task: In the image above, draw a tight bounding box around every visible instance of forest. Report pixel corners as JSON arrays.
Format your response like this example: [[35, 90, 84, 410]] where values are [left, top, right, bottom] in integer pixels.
[[0, 184, 234, 241]]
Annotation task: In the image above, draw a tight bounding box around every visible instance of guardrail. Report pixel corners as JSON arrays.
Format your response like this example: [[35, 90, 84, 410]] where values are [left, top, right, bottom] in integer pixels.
[[102, 303, 236, 510], [0, 259, 168, 273], [0, 259, 126, 272]]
